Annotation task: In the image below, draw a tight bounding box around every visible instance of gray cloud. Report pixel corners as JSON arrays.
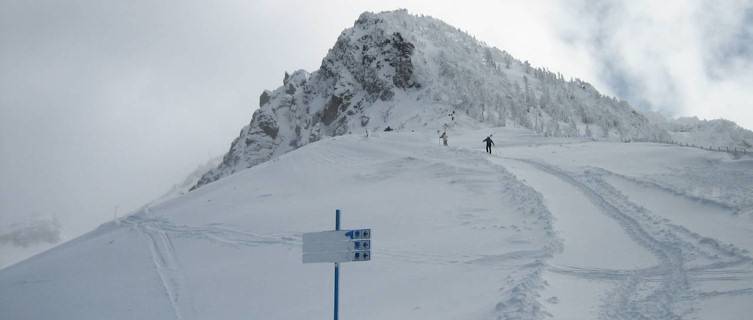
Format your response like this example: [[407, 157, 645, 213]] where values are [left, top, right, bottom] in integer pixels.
[[551, 0, 753, 128], [0, 1, 311, 238], [0, 0, 369, 256], [698, 1, 753, 79], [0, 217, 61, 248]]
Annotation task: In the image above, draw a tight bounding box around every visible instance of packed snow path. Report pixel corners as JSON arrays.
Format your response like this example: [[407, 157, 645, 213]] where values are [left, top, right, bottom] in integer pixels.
[[480, 130, 753, 320], [1, 128, 751, 320], [501, 157, 752, 319]]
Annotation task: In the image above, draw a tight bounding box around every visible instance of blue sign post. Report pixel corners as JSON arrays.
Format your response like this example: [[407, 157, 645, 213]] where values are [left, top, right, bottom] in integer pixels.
[[334, 209, 340, 320], [303, 209, 371, 320]]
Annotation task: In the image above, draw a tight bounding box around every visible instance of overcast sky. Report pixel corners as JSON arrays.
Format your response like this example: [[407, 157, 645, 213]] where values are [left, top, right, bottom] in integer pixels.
[[1, 0, 751, 265]]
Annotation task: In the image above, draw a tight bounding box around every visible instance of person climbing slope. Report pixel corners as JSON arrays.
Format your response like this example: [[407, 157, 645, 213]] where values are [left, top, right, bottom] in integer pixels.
[[440, 132, 448, 146], [483, 135, 494, 154]]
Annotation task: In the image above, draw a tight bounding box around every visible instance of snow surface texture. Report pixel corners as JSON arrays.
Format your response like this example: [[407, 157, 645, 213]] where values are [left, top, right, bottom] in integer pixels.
[[2, 128, 752, 320], [193, 10, 675, 189]]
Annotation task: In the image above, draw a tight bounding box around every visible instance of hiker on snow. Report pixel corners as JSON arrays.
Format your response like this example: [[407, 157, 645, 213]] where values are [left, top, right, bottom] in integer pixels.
[[483, 135, 494, 154], [440, 132, 448, 146]]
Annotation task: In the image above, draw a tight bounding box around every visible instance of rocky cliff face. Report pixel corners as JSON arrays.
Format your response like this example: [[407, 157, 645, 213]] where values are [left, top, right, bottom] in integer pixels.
[[193, 10, 669, 189], [193, 11, 426, 188]]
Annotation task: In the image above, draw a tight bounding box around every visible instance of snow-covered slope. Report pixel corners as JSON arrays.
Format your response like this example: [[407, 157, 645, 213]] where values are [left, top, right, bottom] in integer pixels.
[[193, 10, 669, 189], [2, 127, 752, 320]]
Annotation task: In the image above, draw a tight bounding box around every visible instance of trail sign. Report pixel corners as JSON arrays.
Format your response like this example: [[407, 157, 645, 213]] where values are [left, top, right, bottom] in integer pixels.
[[302, 229, 371, 263], [303, 209, 371, 320]]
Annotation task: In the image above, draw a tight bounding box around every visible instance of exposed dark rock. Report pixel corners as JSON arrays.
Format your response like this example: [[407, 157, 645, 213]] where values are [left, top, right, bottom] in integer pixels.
[[391, 32, 416, 89], [379, 89, 394, 101], [322, 94, 343, 125], [259, 91, 271, 107], [255, 112, 279, 139]]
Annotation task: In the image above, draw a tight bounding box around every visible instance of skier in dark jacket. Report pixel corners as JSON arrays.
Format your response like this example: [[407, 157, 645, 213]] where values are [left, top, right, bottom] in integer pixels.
[[483, 136, 494, 154]]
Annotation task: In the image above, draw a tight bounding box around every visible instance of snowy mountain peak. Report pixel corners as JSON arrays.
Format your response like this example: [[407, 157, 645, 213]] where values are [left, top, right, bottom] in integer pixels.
[[194, 10, 672, 189]]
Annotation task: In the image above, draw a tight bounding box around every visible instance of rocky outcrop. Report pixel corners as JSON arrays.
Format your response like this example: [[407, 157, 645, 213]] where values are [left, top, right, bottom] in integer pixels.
[[390, 32, 417, 89], [192, 11, 424, 189]]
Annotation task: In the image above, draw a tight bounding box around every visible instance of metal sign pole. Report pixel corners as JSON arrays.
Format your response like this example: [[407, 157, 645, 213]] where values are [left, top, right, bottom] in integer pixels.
[[334, 262, 339, 320], [302, 209, 370, 319], [334, 209, 340, 320]]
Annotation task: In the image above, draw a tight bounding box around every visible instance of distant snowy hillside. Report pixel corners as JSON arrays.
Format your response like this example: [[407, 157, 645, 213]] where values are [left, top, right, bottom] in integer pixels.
[[640, 110, 753, 151], [194, 10, 669, 189], [3, 128, 752, 320]]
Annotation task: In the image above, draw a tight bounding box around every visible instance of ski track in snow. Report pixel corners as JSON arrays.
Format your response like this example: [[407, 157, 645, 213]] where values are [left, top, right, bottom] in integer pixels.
[[124, 212, 301, 250], [122, 209, 302, 320], [506, 157, 753, 319], [125, 212, 192, 320], [446, 146, 564, 320], [130, 222, 185, 319], [585, 166, 741, 215]]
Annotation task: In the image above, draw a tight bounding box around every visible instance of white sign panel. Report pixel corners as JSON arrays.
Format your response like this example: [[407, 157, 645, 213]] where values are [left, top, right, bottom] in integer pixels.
[[302, 229, 371, 264]]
